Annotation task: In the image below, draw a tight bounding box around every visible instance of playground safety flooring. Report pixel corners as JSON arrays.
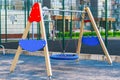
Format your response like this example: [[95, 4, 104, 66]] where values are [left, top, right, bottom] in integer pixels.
[[0, 53, 120, 80]]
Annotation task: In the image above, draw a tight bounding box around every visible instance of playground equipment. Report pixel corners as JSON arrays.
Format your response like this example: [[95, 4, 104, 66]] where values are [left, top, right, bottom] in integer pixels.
[[19, 39, 46, 52], [10, 2, 112, 79], [82, 36, 100, 46], [48, 7, 112, 64], [50, 54, 79, 60], [76, 7, 112, 64], [10, 3, 52, 79], [82, 19, 100, 46]]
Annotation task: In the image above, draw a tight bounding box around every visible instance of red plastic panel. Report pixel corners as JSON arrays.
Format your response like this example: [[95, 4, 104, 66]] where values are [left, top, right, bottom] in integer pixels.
[[84, 20, 91, 23], [28, 3, 41, 22]]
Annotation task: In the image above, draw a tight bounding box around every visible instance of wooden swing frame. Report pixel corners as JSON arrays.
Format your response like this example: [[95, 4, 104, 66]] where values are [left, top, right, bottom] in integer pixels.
[[76, 7, 112, 64], [10, 3, 52, 77]]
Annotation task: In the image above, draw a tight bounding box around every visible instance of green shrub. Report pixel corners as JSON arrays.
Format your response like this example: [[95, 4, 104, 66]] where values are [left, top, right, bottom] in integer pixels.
[[100, 31, 105, 36], [108, 31, 113, 37], [56, 31, 120, 38], [64, 32, 70, 37], [75, 32, 80, 37], [114, 31, 120, 36]]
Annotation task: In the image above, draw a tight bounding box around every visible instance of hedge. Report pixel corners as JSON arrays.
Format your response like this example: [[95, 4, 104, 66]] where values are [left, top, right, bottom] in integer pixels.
[[56, 31, 120, 38]]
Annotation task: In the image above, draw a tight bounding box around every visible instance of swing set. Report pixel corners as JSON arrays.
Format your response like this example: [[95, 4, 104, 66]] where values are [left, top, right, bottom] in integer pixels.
[[10, 3, 52, 78], [76, 7, 112, 64], [10, 2, 112, 79], [50, 7, 112, 65]]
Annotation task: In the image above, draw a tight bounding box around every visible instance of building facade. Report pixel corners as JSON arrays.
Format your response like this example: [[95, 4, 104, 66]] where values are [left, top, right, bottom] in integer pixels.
[[90, 0, 112, 18], [112, 0, 120, 30]]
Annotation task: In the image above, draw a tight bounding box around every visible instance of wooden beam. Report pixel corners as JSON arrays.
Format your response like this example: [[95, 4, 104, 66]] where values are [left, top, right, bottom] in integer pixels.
[[85, 7, 112, 64], [76, 11, 85, 60], [39, 4, 52, 77], [10, 21, 31, 72]]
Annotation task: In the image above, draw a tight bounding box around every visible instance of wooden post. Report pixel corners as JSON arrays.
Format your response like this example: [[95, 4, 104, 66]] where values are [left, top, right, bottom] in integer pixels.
[[76, 11, 85, 60], [10, 21, 31, 72], [85, 7, 112, 64], [39, 4, 52, 77]]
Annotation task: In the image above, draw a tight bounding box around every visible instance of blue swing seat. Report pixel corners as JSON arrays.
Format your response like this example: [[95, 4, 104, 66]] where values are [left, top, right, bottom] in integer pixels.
[[50, 54, 79, 60], [82, 36, 99, 46], [19, 39, 46, 52]]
